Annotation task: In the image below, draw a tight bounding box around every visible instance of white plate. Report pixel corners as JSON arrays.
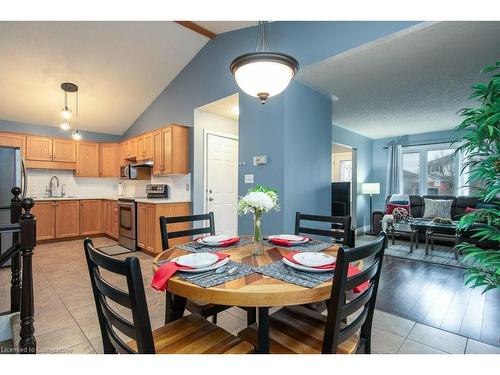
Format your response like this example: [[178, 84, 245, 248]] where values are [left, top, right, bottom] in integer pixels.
[[173, 257, 229, 273], [196, 238, 226, 247], [282, 257, 333, 273], [292, 252, 336, 268], [268, 234, 310, 245], [175, 253, 219, 268], [201, 235, 231, 244]]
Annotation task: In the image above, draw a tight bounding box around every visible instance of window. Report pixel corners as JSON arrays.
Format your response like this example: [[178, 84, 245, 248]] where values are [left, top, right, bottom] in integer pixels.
[[401, 145, 459, 196], [339, 160, 352, 182]]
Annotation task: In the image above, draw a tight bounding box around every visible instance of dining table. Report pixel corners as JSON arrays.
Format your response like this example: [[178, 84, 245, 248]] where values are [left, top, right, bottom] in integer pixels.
[[152, 237, 358, 354]]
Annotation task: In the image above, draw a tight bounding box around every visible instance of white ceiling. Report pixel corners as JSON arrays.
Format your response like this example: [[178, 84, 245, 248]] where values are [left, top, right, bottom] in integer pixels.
[[195, 21, 257, 35], [298, 21, 500, 139], [197, 93, 239, 119], [0, 22, 209, 135]]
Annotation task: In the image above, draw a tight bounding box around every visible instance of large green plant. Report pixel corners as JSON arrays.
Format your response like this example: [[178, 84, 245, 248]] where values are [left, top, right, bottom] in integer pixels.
[[453, 61, 500, 293]]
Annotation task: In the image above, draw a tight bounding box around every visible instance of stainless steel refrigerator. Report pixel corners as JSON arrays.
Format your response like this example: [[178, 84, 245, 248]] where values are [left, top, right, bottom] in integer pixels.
[[0, 146, 26, 267]]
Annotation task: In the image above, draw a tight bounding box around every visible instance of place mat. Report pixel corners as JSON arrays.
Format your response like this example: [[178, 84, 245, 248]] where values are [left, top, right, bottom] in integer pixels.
[[177, 260, 256, 288], [262, 239, 334, 252], [177, 237, 253, 253], [255, 260, 334, 288]]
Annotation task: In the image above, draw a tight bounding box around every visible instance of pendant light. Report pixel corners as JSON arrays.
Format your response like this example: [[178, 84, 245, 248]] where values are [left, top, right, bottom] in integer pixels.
[[60, 119, 70, 130], [60, 82, 76, 119], [230, 21, 299, 104], [71, 89, 82, 141]]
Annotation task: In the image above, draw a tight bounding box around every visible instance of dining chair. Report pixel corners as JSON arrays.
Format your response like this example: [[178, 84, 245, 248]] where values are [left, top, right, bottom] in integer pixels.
[[159, 212, 229, 325], [238, 232, 387, 354], [295, 212, 354, 248], [84, 238, 253, 354]]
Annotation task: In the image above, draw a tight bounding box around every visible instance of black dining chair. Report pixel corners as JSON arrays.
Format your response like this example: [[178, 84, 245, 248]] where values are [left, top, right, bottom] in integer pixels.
[[84, 238, 253, 354], [159, 212, 229, 324], [238, 232, 387, 354], [295, 212, 354, 248]]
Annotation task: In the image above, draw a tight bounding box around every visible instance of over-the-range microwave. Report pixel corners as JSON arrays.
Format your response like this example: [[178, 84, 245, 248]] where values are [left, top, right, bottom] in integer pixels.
[[120, 162, 152, 180]]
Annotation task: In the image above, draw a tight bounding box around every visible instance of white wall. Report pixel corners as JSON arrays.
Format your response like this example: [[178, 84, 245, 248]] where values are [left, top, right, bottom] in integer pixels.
[[193, 109, 238, 215]]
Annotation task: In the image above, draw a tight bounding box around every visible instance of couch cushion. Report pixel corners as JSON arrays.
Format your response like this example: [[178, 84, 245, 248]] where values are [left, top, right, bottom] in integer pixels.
[[423, 198, 454, 219]]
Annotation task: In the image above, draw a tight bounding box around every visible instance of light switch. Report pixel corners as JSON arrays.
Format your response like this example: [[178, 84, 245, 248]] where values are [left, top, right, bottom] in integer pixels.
[[244, 174, 254, 184]]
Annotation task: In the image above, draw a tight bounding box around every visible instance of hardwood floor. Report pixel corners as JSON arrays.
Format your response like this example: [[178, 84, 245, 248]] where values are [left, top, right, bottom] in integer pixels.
[[376, 255, 500, 347]]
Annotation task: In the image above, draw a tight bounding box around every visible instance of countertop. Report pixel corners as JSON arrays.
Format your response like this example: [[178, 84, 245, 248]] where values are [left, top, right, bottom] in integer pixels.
[[29, 196, 190, 204]]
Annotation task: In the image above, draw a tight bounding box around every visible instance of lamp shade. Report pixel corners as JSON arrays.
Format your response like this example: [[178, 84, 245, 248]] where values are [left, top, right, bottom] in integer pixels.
[[361, 183, 380, 195]]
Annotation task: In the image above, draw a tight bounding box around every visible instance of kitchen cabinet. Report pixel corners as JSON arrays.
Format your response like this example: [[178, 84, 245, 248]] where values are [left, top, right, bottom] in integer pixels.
[[52, 139, 76, 163], [76, 142, 100, 177], [136, 202, 190, 254], [31, 201, 56, 241], [26, 136, 77, 170], [137, 135, 145, 160], [99, 143, 120, 177], [123, 138, 137, 160], [137, 133, 153, 161], [55, 200, 80, 238], [102, 200, 119, 239], [0, 132, 26, 158], [80, 200, 101, 236], [152, 125, 189, 175]]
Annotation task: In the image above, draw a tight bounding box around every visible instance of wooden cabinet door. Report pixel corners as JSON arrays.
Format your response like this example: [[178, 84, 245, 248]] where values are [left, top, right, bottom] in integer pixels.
[[128, 138, 137, 159], [166, 203, 191, 247], [136, 136, 145, 160], [146, 204, 156, 253], [80, 200, 101, 236], [31, 201, 55, 241], [162, 127, 172, 174], [52, 139, 76, 162], [99, 143, 120, 177], [152, 130, 163, 175], [76, 142, 100, 177], [144, 132, 153, 159], [55, 200, 80, 238], [136, 203, 147, 249], [111, 201, 119, 239], [26, 136, 52, 161], [0, 132, 26, 158], [103, 201, 111, 235]]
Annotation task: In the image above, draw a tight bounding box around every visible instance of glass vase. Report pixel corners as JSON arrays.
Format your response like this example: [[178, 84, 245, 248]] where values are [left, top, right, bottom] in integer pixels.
[[252, 212, 263, 256]]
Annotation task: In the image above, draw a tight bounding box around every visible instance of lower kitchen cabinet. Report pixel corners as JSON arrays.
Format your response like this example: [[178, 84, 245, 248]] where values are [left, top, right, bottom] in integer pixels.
[[137, 202, 190, 254], [55, 200, 80, 238], [31, 201, 56, 240], [102, 200, 119, 240], [80, 200, 102, 236]]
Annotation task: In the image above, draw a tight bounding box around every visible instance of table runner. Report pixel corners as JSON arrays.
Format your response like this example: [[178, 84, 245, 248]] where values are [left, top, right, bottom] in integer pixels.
[[262, 239, 334, 252], [177, 260, 255, 288], [254, 260, 334, 288], [177, 237, 253, 253]]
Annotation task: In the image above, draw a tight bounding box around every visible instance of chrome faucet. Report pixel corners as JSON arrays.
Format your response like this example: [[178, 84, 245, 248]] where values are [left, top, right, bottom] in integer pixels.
[[49, 176, 60, 197]]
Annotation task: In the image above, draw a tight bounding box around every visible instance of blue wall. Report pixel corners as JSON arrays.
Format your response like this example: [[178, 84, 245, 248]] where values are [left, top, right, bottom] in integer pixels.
[[0, 119, 121, 142], [332, 125, 374, 229], [372, 129, 457, 209]]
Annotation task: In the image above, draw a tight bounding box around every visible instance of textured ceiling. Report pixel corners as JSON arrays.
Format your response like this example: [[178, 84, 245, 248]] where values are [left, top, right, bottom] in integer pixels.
[[298, 21, 500, 139], [197, 93, 239, 120], [0, 22, 208, 135]]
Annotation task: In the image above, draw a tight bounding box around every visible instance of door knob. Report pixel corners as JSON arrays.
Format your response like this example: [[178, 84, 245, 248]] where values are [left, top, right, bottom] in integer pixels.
[[208, 197, 214, 201]]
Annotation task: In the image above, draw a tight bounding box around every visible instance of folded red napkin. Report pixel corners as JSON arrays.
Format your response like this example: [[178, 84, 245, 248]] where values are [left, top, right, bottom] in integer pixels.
[[151, 252, 230, 292], [269, 237, 309, 247], [219, 237, 240, 247], [283, 251, 368, 293]]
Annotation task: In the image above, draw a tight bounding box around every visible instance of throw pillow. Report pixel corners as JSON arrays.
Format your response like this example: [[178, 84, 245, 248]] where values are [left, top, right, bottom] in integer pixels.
[[390, 200, 410, 205], [465, 207, 477, 214], [423, 198, 453, 219], [386, 203, 410, 215], [393, 207, 412, 222], [476, 203, 499, 210]]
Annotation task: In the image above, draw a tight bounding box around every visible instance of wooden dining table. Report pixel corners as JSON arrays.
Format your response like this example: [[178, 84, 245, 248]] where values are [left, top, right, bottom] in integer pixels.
[[152, 238, 347, 353]]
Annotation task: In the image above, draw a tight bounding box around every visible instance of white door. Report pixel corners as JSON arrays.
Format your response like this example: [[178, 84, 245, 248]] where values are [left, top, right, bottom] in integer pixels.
[[206, 133, 238, 236]]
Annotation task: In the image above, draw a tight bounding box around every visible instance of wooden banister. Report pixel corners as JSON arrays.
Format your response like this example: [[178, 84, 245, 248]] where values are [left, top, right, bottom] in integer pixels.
[[10, 187, 22, 313]]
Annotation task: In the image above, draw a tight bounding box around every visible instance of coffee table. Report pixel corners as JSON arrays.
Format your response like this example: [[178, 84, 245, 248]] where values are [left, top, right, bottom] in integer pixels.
[[409, 218, 459, 258], [385, 221, 419, 252]]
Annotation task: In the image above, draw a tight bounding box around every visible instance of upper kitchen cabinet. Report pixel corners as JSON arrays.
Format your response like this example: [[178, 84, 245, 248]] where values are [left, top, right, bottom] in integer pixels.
[[153, 124, 189, 175], [0, 132, 26, 158], [99, 143, 120, 177], [123, 137, 137, 160], [26, 136, 76, 170], [137, 132, 153, 161], [76, 141, 100, 177]]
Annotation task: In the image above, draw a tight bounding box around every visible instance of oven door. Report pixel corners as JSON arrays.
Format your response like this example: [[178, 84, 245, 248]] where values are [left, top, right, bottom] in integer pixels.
[[118, 202, 136, 239]]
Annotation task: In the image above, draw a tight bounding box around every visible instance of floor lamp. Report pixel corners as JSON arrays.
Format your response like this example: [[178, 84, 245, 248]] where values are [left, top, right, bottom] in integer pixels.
[[362, 183, 380, 235]]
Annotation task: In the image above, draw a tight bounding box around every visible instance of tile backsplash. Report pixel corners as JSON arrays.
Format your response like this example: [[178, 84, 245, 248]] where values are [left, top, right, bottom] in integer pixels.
[[26, 169, 191, 201]]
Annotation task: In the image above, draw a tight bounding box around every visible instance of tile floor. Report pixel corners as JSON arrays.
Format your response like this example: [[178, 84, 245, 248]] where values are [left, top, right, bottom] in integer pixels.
[[1, 237, 499, 354]]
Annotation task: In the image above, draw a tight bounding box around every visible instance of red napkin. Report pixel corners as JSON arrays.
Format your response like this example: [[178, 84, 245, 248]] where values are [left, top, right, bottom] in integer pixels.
[[218, 237, 240, 247], [283, 251, 369, 293], [151, 252, 230, 292], [269, 237, 309, 247]]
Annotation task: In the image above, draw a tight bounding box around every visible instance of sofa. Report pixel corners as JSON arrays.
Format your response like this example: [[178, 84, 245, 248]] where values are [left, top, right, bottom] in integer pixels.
[[372, 195, 497, 250]]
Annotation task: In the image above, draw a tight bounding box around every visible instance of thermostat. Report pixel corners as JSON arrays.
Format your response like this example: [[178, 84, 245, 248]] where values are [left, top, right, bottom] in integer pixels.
[[253, 155, 267, 166]]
